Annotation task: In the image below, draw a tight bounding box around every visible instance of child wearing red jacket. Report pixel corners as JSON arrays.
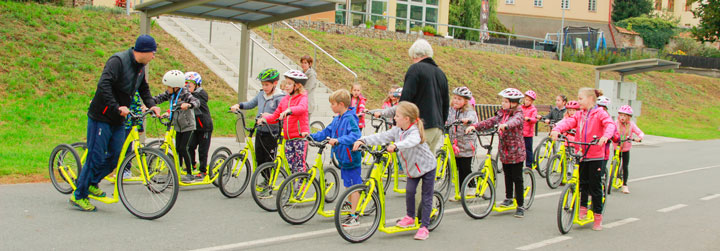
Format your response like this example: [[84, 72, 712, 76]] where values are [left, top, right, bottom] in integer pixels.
[[551, 88, 616, 231], [522, 90, 538, 168], [260, 70, 310, 174]]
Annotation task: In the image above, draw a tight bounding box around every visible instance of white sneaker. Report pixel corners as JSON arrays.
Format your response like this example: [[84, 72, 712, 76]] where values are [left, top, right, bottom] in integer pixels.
[[622, 186, 630, 194]]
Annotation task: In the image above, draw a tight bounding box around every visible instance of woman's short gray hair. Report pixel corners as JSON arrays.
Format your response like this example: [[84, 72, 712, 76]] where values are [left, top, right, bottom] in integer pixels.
[[408, 39, 433, 59]]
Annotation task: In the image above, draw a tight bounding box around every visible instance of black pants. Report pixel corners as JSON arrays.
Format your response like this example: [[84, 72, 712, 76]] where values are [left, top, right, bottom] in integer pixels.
[[619, 151, 630, 186], [524, 137, 533, 167], [176, 131, 193, 175], [503, 163, 524, 207], [579, 160, 604, 214], [255, 131, 278, 178], [456, 157, 472, 187], [189, 130, 212, 173]]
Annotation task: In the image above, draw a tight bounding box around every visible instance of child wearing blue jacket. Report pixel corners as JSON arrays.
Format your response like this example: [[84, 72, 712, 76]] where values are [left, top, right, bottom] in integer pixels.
[[305, 89, 363, 226]]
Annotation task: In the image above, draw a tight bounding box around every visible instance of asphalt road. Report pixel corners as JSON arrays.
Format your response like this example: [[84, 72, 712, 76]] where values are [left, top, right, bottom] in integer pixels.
[[1, 137, 718, 251]]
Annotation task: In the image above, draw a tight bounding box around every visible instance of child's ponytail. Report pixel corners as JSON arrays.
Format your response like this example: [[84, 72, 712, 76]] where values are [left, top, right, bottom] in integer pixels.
[[416, 118, 426, 144]]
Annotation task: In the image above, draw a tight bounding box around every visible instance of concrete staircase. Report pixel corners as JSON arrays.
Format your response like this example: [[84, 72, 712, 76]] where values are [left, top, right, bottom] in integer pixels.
[[156, 16, 336, 125]]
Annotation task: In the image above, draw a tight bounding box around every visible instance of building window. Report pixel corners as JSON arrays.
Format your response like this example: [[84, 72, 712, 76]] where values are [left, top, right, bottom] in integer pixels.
[[505, 0, 515, 4], [534, 0, 543, 7], [561, 0, 569, 9], [588, 0, 596, 11], [335, 4, 346, 25], [655, 0, 662, 10], [668, 0, 674, 12], [370, 0, 387, 22], [395, 0, 438, 32]]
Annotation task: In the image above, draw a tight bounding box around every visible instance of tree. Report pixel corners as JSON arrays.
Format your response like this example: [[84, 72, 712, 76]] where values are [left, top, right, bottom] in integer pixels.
[[689, 0, 720, 48], [616, 15, 677, 49], [612, 0, 653, 22], [449, 0, 508, 41]]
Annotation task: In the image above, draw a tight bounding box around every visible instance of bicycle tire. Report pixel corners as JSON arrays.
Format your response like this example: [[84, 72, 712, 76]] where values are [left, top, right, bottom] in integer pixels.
[[211, 146, 233, 160], [557, 184, 576, 234], [218, 152, 252, 198], [250, 162, 288, 212], [546, 154, 564, 189], [118, 147, 179, 220], [363, 154, 392, 193], [323, 168, 340, 203], [533, 137, 551, 178], [334, 184, 381, 243], [277, 172, 321, 224], [522, 167, 536, 209], [427, 191, 445, 231], [460, 171, 495, 219], [145, 140, 164, 149], [208, 148, 231, 187], [434, 150, 451, 201], [49, 144, 82, 194]]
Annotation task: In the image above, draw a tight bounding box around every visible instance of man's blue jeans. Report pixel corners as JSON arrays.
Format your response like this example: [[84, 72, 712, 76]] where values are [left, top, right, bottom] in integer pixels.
[[74, 118, 126, 199]]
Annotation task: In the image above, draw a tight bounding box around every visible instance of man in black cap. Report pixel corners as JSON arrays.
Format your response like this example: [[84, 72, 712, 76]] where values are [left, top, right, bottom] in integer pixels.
[[71, 34, 163, 211]]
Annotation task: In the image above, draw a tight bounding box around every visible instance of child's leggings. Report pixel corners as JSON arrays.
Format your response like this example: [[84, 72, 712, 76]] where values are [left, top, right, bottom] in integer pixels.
[[406, 168, 436, 228], [619, 151, 630, 186], [285, 139, 308, 173]]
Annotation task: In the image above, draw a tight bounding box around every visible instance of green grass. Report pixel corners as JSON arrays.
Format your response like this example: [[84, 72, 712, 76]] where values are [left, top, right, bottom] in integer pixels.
[[0, 1, 241, 177]]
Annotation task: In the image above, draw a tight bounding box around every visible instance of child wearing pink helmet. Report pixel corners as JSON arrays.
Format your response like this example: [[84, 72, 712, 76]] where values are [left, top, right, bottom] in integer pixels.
[[521, 90, 538, 169], [614, 105, 644, 194]]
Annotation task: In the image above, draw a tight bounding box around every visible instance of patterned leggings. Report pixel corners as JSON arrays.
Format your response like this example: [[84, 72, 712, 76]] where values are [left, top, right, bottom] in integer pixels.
[[285, 139, 308, 174]]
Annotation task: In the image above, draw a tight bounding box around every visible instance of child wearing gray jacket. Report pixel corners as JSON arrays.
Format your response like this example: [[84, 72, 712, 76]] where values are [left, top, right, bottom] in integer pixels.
[[353, 101, 436, 241]]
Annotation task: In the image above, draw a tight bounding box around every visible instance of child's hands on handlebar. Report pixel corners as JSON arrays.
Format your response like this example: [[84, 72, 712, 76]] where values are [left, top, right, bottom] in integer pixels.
[[352, 140, 364, 151]]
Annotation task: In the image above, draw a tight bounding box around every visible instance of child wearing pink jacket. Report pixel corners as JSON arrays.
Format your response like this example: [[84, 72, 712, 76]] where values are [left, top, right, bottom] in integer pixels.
[[521, 90, 538, 168], [614, 105, 644, 194], [551, 88, 616, 231]]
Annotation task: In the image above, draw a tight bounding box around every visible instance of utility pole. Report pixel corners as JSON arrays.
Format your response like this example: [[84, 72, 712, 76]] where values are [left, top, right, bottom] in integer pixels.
[[558, 4, 565, 61]]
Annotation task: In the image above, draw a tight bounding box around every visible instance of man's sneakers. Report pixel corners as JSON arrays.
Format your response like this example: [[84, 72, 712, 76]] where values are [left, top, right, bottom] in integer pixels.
[[342, 215, 360, 227], [396, 215, 415, 228], [514, 208, 525, 218], [88, 185, 106, 198], [70, 194, 96, 211], [498, 198, 513, 207], [414, 227, 429, 240]]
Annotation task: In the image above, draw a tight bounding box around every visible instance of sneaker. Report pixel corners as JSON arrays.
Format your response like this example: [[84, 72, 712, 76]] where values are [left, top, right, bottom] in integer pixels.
[[88, 185, 106, 198], [122, 169, 132, 179], [396, 215, 415, 228], [414, 227, 429, 240], [592, 213, 603, 231], [195, 172, 207, 181], [181, 174, 195, 183], [257, 187, 273, 199], [622, 186, 630, 194], [342, 215, 360, 227], [579, 206, 588, 220], [70, 194, 96, 211], [514, 208, 525, 218], [499, 199, 513, 207]]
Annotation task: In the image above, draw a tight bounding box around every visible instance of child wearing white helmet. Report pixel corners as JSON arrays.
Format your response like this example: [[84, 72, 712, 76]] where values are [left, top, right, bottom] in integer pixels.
[[153, 70, 200, 183], [260, 69, 310, 175], [465, 88, 527, 218], [614, 105, 643, 194], [595, 95, 616, 179], [447, 87, 478, 201]]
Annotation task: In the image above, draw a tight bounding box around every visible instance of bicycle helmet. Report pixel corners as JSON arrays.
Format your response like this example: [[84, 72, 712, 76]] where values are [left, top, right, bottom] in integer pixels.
[[257, 68, 280, 82], [453, 86, 473, 99], [498, 88, 524, 100], [283, 69, 308, 85], [184, 72, 202, 86], [525, 90, 537, 100], [618, 105, 633, 116], [392, 88, 403, 97], [597, 96, 611, 107], [566, 100, 580, 109], [162, 70, 185, 88]]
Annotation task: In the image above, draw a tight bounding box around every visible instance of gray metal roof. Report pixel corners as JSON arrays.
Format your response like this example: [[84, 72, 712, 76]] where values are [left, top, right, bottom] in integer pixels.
[[594, 58, 680, 76], [135, 0, 343, 28]]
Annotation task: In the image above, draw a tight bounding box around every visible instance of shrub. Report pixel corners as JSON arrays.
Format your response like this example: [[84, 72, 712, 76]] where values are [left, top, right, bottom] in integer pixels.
[[561, 48, 674, 65], [616, 15, 678, 49], [422, 25, 436, 35]]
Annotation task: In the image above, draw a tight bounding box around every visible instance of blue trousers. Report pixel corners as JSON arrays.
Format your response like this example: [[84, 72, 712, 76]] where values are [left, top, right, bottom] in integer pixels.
[[74, 118, 126, 199], [524, 137, 534, 167], [406, 168, 436, 228]]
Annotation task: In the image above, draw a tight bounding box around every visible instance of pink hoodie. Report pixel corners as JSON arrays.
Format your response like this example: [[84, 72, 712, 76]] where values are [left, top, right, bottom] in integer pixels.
[[553, 106, 616, 160], [614, 120, 644, 152], [264, 92, 309, 140], [521, 104, 538, 137]]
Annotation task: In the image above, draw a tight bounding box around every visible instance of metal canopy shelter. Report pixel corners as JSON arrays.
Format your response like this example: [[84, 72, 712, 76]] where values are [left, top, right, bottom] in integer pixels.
[[594, 58, 680, 85], [134, 0, 342, 104]]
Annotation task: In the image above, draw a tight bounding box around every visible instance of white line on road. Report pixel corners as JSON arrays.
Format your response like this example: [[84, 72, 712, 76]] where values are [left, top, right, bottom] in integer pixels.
[[196, 165, 720, 251], [657, 204, 688, 213], [700, 194, 720, 201], [516, 236, 573, 250], [603, 217, 640, 229]]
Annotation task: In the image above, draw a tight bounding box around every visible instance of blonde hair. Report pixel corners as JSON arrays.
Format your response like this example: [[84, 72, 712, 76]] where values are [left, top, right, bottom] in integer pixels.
[[579, 87, 603, 100], [287, 78, 305, 95], [396, 101, 426, 144], [329, 89, 351, 107], [453, 94, 473, 112]]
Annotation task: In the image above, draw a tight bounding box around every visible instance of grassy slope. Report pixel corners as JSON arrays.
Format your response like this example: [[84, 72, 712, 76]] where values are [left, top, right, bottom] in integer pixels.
[[255, 26, 720, 140], [0, 2, 247, 178]]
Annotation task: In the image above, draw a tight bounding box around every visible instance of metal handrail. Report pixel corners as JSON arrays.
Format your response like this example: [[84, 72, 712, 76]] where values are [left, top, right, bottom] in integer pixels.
[[229, 22, 294, 71], [280, 21, 359, 83]]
